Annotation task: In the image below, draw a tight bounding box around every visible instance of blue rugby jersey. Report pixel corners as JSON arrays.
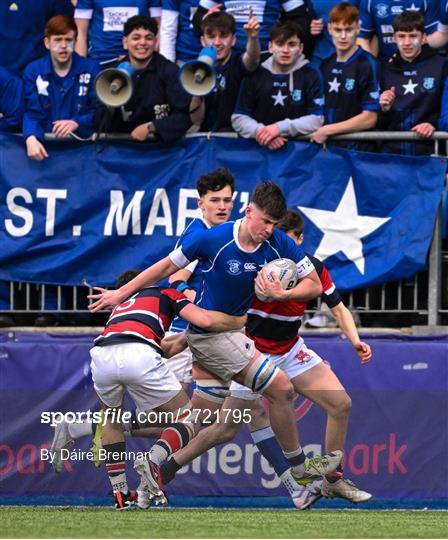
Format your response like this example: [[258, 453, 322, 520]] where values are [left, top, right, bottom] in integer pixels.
[[359, 0, 439, 59], [320, 46, 380, 149], [439, 1, 448, 31], [0, 0, 73, 74], [196, 0, 305, 54], [170, 216, 210, 332], [161, 0, 201, 62], [169, 219, 315, 320], [74, 0, 160, 62], [0, 67, 23, 132]]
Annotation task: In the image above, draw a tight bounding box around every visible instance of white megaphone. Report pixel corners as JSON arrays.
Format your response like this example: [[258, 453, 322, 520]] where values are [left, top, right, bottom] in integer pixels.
[[95, 61, 136, 107], [179, 46, 218, 96]]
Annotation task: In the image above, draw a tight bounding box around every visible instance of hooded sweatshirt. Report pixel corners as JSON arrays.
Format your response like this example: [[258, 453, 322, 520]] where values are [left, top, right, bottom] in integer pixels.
[[232, 53, 324, 139]]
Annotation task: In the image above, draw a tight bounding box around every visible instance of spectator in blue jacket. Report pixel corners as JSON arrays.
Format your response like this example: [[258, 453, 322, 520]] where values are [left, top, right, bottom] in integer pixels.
[[0, 68, 23, 132], [23, 15, 99, 161], [378, 11, 447, 155], [95, 15, 191, 143]]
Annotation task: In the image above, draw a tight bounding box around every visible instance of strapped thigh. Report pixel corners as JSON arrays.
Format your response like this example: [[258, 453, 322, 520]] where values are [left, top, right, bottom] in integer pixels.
[[192, 362, 230, 404]]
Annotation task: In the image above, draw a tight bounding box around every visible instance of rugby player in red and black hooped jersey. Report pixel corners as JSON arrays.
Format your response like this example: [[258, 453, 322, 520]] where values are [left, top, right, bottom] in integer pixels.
[[90, 271, 246, 510], [247, 254, 341, 356], [159, 210, 372, 509]]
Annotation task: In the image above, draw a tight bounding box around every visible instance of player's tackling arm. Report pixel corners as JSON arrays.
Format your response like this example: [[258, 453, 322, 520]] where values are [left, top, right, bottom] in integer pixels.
[[179, 303, 247, 332], [331, 302, 371, 364], [88, 257, 179, 312]]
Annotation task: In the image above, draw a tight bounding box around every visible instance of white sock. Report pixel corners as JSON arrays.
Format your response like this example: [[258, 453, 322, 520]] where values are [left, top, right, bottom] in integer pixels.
[[280, 469, 301, 495], [68, 421, 93, 439], [110, 472, 128, 494]]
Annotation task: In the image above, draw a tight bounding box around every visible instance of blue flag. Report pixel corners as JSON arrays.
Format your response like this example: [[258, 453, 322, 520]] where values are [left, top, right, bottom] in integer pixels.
[[0, 134, 445, 289]]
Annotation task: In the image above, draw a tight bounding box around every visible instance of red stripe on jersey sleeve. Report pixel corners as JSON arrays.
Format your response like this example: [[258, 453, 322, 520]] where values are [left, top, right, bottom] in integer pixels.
[[319, 265, 335, 294]]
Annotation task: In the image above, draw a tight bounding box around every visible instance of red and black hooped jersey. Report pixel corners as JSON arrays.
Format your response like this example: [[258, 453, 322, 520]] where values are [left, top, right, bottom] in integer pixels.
[[246, 255, 342, 355], [94, 287, 190, 353]]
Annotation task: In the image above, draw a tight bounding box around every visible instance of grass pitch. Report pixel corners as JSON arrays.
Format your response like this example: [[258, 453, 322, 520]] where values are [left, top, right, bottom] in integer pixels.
[[1, 507, 447, 538]]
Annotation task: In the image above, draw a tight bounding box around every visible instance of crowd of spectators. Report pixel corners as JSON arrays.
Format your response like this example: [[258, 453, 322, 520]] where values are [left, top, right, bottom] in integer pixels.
[[0, 0, 447, 156], [0, 0, 447, 326]]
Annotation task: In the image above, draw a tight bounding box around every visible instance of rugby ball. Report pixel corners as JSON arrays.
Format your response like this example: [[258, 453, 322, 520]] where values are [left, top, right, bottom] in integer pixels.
[[255, 258, 299, 302]]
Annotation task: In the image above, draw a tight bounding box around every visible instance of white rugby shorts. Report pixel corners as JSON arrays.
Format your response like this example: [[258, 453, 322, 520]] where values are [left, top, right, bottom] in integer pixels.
[[229, 337, 323, 400], [90, 342, 181, 412], [163, 331, 193, 384]]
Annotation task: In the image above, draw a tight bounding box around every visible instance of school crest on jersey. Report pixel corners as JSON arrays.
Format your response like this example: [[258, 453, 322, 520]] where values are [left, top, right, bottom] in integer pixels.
[[344, 78, 355, 92], [375, 3, 389, 18], [291, 89, 302, 102], [423, 77, 435, 91], [216, 73, 227, 92], [227, 259, 242, 275]]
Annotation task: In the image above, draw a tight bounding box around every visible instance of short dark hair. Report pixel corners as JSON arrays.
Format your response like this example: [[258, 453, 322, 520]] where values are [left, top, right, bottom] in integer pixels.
[[269, 21, 304, 44], [45, 15, 78, 38], [277, 209, 304, 235], [115, 269, 141, 289], [196, 168, 235, 197], [124, 15, 158, 37], [251, 181, 286, 221], [201, 12, 236, 35], [392, 11, 425, 34]]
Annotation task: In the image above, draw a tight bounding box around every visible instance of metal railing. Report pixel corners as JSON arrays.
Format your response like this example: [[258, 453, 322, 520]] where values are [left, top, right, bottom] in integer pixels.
[[2, 131, 447, 327]]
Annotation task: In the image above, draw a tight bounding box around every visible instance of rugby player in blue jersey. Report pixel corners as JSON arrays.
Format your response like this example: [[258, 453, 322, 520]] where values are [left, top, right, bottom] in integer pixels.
[[160, 210, 372, 509], [89, 180, 343, 499]]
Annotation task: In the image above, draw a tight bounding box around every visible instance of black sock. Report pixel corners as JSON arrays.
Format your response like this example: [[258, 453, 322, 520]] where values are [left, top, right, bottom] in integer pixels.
[[160, 457, 182, 484]]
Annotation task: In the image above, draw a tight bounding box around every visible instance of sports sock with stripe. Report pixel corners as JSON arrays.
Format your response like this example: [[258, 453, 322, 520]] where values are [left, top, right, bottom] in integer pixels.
[[104, 441, 128, 494]]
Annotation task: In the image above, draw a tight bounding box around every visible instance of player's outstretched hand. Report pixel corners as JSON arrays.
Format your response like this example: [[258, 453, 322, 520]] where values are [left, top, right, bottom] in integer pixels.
[[88, 287, 122, 312], [354, 341, 372, 364]]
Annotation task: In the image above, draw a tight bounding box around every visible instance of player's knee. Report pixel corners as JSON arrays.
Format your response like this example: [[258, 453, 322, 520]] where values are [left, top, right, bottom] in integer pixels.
[[264, 371, 295, 403], [330, 392, 352, 418]]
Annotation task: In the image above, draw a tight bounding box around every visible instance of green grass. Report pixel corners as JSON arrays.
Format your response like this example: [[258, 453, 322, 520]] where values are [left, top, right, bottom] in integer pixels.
[[1, 507, 447, 538]]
